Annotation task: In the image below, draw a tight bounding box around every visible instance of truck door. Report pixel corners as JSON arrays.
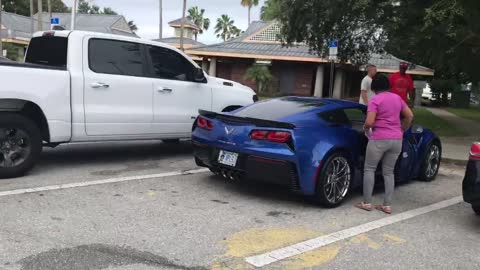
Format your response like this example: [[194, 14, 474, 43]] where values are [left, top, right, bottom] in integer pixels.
[[83, 38, 153, 136], [146, 45, 212, 136]]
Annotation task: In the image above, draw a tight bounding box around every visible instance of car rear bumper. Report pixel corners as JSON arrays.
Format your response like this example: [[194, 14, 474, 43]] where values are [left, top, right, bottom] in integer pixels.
[[462, 160, 480, 205], [192, 140, 301, 192]]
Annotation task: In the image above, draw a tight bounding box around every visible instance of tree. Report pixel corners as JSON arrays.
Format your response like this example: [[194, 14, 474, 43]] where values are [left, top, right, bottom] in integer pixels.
[[384, 0, 480, 83], [3, 0, 67, 16], [102, 7, 117, 15], [240, 0, 259, 25], [77, 0, 116, 15], [260, 0, 281, 21], [231, 26, 243, 38], [128, 20, 137, 32], [215, 14, 242, 41], [187, 6, 210, 41], [245, 65, 272, 93], [274, 0, 389, 64]]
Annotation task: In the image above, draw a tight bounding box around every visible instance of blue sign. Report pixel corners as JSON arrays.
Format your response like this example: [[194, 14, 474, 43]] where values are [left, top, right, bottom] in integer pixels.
[[51, 18, 60, 25], [328, 40, 338, 48]]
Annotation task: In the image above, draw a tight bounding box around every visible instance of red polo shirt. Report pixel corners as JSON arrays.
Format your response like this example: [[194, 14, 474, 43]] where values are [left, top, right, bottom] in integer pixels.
[[389, 72, 414, 102]]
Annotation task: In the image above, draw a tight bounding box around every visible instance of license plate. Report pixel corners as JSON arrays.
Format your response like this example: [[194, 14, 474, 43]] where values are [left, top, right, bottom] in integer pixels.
[[218, 150, 238, 167]]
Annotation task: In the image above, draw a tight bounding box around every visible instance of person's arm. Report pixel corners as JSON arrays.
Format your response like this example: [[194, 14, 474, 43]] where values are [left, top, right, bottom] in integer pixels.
[[364, 98, 378, 131], [364, 111, 376, 130], [361, 90, 369, 104], [360, 78, 369, 104], [408, 76, 415, 104], [401, 104, 414, 131]]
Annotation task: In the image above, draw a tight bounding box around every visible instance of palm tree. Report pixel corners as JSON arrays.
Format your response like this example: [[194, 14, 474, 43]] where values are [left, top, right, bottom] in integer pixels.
[[245, 65, 272, 93], [215, 15, 235, 41], [188, 6, 211, 41], [240, 0, 259, 25], [128, 21, 138, 32]]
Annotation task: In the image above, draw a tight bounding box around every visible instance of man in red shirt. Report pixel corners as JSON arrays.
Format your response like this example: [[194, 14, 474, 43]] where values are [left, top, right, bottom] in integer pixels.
[[389, 62, 415, 104]]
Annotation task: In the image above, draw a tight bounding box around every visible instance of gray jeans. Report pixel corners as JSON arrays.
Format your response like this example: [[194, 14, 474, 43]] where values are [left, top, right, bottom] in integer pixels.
[[363, 139, 403, 205]]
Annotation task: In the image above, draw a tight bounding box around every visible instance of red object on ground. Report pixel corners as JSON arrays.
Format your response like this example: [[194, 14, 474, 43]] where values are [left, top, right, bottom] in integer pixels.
[[389, 72, 414, 103]]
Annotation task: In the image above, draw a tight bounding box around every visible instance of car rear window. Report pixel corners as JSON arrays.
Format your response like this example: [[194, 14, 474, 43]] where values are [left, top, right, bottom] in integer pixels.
[[235, 97, 324, 121], [25, 36, 68, 67]]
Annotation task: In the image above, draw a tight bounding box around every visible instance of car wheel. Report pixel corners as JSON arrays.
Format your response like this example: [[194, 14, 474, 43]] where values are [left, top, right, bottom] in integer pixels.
[[419, 140, 441, 182], [473, 205, 480, 216], [314, 152, 352, 208], [0, 113, 42, 178]]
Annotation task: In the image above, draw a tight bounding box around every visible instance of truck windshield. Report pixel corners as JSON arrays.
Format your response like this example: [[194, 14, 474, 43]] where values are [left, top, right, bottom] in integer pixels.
[[25, 36, 68, 68]]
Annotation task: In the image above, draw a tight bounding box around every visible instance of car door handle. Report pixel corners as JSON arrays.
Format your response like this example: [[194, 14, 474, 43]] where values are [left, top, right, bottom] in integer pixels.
[[91, 82, 110, 89], [157, 87, 173, 93]]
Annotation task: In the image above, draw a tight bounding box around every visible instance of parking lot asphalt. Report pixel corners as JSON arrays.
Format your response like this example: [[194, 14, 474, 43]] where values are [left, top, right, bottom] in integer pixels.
[[0, 141, 478, 270]]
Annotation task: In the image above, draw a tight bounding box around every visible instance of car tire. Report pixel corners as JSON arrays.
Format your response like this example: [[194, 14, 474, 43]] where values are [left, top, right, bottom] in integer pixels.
[[419, 140, 441, 182], [0, 113, 42, 179], [313, 151, 352, 208], [473, 205, 480, 216]]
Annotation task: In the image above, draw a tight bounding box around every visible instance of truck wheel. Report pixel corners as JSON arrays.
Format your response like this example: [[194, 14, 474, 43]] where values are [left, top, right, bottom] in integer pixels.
[[0, 113, 42, 178], [473, 205, 480, 216]]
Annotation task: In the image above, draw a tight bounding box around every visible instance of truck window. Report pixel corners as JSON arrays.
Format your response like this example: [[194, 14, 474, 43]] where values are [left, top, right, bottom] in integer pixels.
[[25, 36, 68, 67], [147, 45, 194, 81], [89, 39, 145, 77]]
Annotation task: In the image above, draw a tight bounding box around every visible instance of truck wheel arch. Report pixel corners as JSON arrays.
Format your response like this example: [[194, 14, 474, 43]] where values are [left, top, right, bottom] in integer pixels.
[[0, 99, 50, 143]]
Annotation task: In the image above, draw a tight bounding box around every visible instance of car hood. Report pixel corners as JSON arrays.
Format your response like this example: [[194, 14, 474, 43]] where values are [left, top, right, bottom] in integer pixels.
[[206, 75, 255, 95]]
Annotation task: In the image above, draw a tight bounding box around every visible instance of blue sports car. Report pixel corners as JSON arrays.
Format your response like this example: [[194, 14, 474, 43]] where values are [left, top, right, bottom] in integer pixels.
[[192, 97, 442, 207]]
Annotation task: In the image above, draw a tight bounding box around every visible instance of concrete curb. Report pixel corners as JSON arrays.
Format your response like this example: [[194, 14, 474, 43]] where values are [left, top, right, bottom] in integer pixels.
[[442, 158, 468, 167]]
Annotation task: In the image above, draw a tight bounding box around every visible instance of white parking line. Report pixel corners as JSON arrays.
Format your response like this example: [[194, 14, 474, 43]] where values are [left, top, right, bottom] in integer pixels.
[[245, 196, 463, 267], [0, 168, 209, 198]]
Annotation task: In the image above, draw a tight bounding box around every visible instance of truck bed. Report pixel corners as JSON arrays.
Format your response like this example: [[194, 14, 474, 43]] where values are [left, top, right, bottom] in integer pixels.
[[0, 61, 66, 71]]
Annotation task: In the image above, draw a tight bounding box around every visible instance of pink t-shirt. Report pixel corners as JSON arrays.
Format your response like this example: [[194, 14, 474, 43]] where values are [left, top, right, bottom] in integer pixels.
[[367, 92, 406, 140]]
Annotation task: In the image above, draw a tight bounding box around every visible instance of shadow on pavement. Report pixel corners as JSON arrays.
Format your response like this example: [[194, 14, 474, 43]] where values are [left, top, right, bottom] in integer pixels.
[[38, 141, 194, 167]]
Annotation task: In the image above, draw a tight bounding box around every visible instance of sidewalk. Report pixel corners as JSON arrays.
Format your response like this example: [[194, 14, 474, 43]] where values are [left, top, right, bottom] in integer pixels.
[[425, 107, 478, 162]]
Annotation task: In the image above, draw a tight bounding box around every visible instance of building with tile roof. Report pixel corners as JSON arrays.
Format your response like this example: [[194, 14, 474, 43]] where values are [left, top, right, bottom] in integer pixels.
[[187, 21, 434, 98], [152, 17, 204, 50]]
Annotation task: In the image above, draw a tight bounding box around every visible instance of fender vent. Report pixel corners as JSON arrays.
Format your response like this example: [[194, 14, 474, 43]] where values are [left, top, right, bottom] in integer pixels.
[[223, 82, 233, 87]]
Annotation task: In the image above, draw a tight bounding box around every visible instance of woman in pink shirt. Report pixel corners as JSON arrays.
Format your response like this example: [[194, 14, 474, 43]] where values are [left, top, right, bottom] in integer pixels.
[[355, 74, 414, 214]]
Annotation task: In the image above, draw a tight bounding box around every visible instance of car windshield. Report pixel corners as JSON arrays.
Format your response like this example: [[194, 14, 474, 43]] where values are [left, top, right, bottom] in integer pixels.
[[235, 97, 324, 121]]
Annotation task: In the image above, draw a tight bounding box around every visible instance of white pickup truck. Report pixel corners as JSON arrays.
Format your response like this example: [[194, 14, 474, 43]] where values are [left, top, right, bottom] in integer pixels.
[[0, 31, 257, 178]]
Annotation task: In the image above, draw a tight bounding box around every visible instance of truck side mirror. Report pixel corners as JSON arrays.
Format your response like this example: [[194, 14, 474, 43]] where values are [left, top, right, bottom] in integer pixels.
[[193, 68, 206, 83]]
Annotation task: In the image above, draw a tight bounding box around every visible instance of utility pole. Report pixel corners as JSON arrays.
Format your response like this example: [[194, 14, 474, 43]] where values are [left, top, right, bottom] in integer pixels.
[[179, 0, 186, 51], [71, 0, 77, 30], [0, 0, 3, 56], [48, 0, 52, 22], [30, 0, 34, 34], [159, 0, 162, 39], [37, 0, 43, 31]]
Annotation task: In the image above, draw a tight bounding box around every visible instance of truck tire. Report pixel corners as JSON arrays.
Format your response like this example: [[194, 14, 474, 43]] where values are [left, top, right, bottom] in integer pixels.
[[0, 113, 42, 178]]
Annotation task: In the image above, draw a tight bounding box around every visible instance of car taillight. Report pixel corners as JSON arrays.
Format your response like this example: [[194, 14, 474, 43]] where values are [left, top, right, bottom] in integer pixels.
[[197, 116, 213, 130], [250, 130, 292, 143], [470, 143, 480, 160]]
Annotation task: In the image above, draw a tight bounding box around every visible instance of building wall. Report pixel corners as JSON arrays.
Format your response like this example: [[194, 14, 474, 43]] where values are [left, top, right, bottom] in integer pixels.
[[215, 58, 316, 96]]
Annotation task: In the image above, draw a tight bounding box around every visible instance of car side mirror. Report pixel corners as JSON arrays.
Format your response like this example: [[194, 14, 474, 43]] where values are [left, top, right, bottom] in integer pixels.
[[193, 68, 206, 83], [411, 125, 424, 134]]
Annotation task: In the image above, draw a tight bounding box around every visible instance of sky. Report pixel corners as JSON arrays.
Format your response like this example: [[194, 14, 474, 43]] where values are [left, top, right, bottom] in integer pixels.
[[65, 0, 266, 44]]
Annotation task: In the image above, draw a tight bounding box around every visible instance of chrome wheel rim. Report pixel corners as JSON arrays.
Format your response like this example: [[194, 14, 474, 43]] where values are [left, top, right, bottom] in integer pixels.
[[0, 128, 31, 168], [426, 144, 440, 178], [323, 156, 351, 204]]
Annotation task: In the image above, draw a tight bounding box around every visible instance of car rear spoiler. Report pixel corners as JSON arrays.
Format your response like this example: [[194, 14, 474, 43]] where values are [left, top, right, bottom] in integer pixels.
[[199, 110, 296, 129]]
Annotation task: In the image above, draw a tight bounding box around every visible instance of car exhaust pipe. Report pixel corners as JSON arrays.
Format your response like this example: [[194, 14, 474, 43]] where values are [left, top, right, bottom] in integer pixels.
[[221, 170, 228, 179]]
